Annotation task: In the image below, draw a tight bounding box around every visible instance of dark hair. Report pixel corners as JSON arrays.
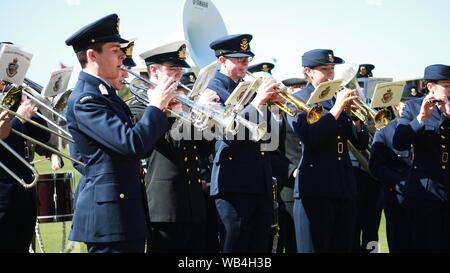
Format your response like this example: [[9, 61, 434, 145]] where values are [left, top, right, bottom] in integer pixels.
[[76, 42, 105, 68]]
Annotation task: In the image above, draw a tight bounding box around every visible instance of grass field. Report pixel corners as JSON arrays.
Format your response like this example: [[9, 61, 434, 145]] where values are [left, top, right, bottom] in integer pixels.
[[32, 153, 389, 253]]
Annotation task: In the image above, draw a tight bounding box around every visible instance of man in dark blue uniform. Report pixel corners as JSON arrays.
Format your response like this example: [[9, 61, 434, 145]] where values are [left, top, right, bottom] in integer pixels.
[[393, 64, 450, 252], [352, 63, 382, 253], [288, 49, 369, 252], [274, 78, 308, 253], [65, 14, 177, 253], [207, 34, 280, 253], [369, 83, 424, 252], [128, 41, 217, 253], [248, 61, 286, 253], [0, 81, 51, 252]]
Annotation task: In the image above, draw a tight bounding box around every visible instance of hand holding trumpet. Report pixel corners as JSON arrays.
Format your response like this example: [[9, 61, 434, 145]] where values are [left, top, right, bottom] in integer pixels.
[[0, 110, 11, 139], [419, 94, 450, 122]]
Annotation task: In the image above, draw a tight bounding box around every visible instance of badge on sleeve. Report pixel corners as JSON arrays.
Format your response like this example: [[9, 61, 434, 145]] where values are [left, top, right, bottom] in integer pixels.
[[99, 84, 109, 95]]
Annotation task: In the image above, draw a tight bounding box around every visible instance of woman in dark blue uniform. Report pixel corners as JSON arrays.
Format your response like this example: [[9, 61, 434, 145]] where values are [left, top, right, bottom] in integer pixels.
[[287, 49, 369, 252], [393, 64, 450, 252]]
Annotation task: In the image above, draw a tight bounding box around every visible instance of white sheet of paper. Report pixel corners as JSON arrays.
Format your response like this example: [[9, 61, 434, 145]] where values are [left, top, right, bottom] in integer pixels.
[[224, 78, 262, 107], [0, 44, 33, 85], [370, 81, 406, 108], [42, 67, 73, 97], [361, 78, 393, 100], [306, 79, 343, 105]]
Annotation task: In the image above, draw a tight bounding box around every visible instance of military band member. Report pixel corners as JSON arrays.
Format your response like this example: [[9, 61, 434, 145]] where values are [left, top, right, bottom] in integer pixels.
[[393, 64, 450, 252], [0, 84, 51, 252], [65, 14, 177, 253], [288, 49, 369, 252], [128, 41, 217, 252], [352, 63, 382, 252], [274, 78, 309, 253], [206, 34, 279, 253], [369, 83, 424, 253]]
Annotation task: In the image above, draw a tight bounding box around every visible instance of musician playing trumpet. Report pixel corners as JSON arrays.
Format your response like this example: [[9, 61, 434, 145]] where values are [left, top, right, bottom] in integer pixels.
[[393, 64, 450, 252], [287, 49, 369, 253], [128, 41, 218, 253]]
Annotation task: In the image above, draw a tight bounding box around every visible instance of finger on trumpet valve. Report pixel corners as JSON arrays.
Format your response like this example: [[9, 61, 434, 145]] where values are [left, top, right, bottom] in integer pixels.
[[427, 99, 444, 104]]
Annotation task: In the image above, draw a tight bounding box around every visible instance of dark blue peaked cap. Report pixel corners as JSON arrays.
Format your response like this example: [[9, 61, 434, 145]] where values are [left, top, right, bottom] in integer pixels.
[[122, 40, 136, 67], [65, 14, 128, 53], [210, 34, 255, 58], [302, 49, 344, 68], [180, 72, 197, 87], [402, 83, 425, 100], [282, 78, 307, 87], [248, 62, 275, 74], [424, 64, 450, 81]]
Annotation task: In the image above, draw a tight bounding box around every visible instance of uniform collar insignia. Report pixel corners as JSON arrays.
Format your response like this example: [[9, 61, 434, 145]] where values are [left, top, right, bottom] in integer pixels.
[[99, 84, 109, 95]]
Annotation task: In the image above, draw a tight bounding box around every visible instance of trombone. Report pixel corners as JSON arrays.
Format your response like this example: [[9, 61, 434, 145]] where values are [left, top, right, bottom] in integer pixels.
[[122, 66, 267, 141], [0, 139, 39, 189], [0, 87, 85, 167], [245, 72, 324, 124], [21, 78, 72, 138], [0, 85, 74, 143], [338, 68, 392, 130]]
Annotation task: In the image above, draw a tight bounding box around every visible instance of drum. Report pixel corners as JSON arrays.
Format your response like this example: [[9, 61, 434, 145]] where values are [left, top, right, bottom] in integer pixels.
[[36, 172, 74, 223]]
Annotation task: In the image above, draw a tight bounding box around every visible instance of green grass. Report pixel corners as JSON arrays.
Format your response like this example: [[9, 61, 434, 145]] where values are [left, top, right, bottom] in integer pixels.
[[32, 151, 389, 253]]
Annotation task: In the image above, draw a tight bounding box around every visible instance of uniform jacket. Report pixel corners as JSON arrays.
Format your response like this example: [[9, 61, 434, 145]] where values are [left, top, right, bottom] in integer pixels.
[[369, 118, 410, 207], [66, 71, 169, 243], [207, 70, 273, 197], [287, 83, 369, 198], [0, 115, 50, 218], [393, 98, 450, 206], [129, 98, 213, 223]]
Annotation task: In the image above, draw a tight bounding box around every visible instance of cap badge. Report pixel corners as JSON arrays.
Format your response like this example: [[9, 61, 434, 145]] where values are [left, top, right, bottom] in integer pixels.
[[381, 89, 393, 104], [178, 44, 187, 60], [125, 41, 134, 58], [189, 74, 196, 83], [240, 38, 249, 51], [328, 54, 334, 63], [359, 66, 367, 76], [262, 64, 270, 73], [6, 58, 19, 77], [410, 88, 417, 96]]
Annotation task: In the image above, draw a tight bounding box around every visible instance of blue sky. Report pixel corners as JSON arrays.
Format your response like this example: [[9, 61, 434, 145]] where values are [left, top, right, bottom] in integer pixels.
[[2, 0, 450, 88]]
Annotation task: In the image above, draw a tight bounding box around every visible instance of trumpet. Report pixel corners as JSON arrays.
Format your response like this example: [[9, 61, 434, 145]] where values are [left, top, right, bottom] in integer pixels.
[[273, 88, 324, 124], [245, 72, 323, 124], [122, 66, 267, 141], [0, 139, 39, 189], [339, 68, 392, 130]]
